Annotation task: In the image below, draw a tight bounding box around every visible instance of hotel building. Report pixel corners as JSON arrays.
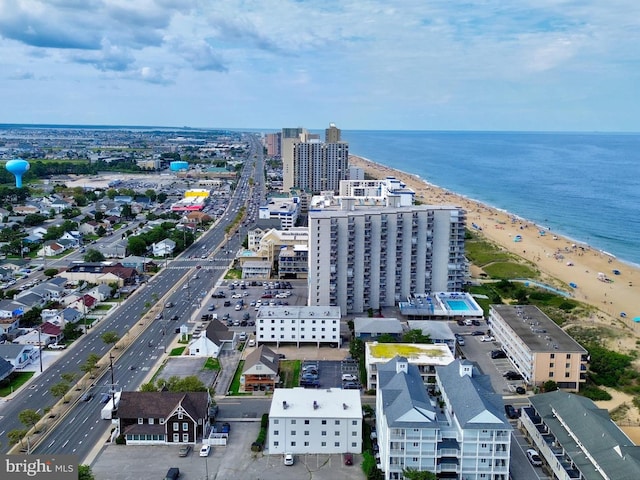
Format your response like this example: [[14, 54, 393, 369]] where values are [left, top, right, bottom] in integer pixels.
[[308, 203, 466, 314], [489, 305, 588, 391], [255, 306, 341, 347]]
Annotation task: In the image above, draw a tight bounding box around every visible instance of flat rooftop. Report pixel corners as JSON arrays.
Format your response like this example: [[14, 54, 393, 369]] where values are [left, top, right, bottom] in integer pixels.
[[365, 342, 454, 366], [270, 387, 361, 418], [491, 305, 587, 353]]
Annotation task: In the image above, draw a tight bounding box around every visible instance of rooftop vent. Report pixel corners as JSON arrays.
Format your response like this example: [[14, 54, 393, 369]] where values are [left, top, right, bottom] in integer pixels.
[[343, 403, 348, 410], [313, 401, 318, 410], [282, 401, 288, 410]]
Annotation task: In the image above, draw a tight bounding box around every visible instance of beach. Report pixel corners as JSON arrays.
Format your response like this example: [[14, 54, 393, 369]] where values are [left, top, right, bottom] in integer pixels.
[[349, 155, 640, 341]]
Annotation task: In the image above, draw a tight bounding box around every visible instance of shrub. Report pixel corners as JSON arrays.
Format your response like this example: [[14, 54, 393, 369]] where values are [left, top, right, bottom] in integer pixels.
[[115, 434, 126, 445]]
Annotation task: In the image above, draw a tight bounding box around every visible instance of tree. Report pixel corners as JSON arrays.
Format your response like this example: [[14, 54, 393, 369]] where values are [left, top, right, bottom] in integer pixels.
[[43, 267, 59, 278], [156, 375, 207, 392], [61, 372, 77, 384], [101, 331, 120, 346], [402, 468, 437, 480], [145, 189, 157, 202], [377, 333, 397, 343], [81, 353, 101, 377], [7, 429, 27, 446], [18, 409, 42, 431], [402, 329, 432, 344], [96, 225, 107, 237], [50, 381, 72, 401], [157, 192, 168, 203], [127, 236, 148, 256], [78, 465, 95, 480], [63, 322, 82, 341], [19, 307, 42, 328], [139, 382, 157, 392], [84, 249, 105, 262]]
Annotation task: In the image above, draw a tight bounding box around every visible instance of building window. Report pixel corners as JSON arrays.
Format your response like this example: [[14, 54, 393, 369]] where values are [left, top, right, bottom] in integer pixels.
[[273, 419, 279, 424], [567, 353, 571, 359], [291, 420, 296, 425], [334, 442, 340, 447], [173, 422, 179, 430], [304, 420, 310, 425], [335, 420, 340, 425], [183, 422, 188, 431], [178, 413, 183, 420], [291, 441, 296, 447], [138, 418, 143, 424], [304, 441, 309, 446], [160, 419, 165, 424], [565, 372, 571, 378], [549, 372, 554, 377], [304, 431, 309, 436], [291, 431, 296, 436], [335, 431, 340, 436], [322, 420, 327, 425], [274, 441, 279, 447], [321, 431, 327, 436], [273, 431, 279, 435], [149, 418, 154, 425], [550, 353, 555, 359], [549, 362, 554, 368], [352, 431, 358, 436], [352, 420, 358, 426], [321, 441, 326, 447], [566, 363, 571, 368], [352, 442, 357, 448], [182, 434, 189, 442]]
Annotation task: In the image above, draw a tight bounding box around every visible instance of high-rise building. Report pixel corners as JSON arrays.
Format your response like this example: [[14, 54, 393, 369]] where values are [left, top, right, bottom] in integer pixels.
[[281, 125, 348, 194], [325, 123, 341, 143], [308, 202, 466, 314], [264, 132, 281, 157]]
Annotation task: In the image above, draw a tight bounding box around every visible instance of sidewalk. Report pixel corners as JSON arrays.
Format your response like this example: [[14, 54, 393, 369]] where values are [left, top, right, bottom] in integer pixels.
[[213, 348, 241, 398]]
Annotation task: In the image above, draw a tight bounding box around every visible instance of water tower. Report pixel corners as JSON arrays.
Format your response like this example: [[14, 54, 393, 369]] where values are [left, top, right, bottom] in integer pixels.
[[5, 159, 30, 188]]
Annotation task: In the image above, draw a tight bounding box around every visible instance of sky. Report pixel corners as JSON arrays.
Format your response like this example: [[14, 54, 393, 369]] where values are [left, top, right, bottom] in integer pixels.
[[0, 0, 639, 131]]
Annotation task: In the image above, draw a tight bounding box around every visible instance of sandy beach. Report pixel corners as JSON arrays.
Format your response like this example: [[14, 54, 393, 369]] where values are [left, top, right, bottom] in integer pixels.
[[349, 155, 640, 340]]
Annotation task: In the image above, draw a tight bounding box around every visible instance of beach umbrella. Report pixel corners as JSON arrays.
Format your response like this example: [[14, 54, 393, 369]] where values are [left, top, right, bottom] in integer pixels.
[[634, 317, 640, 323]]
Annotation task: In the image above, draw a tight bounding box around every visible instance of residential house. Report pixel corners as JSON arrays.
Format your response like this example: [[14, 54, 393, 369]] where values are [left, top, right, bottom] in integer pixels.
[[38, 240, 66, 257], [268, 387, 362, 455], [40, 322, 63, 343], [0, 343, 40, 369], [121, 255, 156, 273], [152, 239, 176, 257], [188, 321, 235, 357], [241, 345, 279, 392], [13, 291, 46, 309], [60, 263, 138, 287], [66, 294, 97, 313], [520, 390, 640, 480], [49, 198, 71, 213], [87, 284, 112, 302], [375, 357, 512, 480], [0, 267, 14, 282], [30, 282, 65, 301], [116, 391, 211, 445], [13, 328, 55, 346], [0, 299, 27, 337], [354, 317, 403, 341], [78, 221, 100, 236], [0, 357, 15, 382], [407, 320, 457, 353]]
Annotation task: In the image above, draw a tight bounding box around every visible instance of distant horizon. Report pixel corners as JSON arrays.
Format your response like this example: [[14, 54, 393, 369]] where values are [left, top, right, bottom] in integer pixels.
[[1, 123, 639, 135]]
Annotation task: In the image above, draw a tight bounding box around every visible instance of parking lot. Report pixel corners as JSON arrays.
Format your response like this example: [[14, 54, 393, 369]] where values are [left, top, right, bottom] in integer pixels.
[[91, 421, 364, 480]]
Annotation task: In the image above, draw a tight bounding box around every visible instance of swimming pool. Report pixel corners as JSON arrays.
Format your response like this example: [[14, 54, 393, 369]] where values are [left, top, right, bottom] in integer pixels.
[[446, 300, 469, 311]]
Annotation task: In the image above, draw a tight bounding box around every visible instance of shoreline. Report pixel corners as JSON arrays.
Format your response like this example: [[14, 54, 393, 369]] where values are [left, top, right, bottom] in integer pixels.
[[349, 154, 640, 332]]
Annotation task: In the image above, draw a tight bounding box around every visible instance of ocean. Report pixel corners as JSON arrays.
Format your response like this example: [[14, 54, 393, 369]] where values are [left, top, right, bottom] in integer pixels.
[[339, 131, 640, 266]]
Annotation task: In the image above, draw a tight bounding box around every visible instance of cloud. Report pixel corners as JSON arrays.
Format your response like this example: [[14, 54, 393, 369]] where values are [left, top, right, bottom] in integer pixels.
[[137, 66, 173, 85], [8, 70, 34, 80], [171, 38, 228, 72], [70, 40, 135, 72]]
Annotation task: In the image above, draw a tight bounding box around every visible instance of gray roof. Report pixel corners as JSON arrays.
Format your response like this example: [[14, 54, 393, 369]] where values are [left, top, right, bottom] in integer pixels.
[[437, 360, 511, 430], [0, 343, 32, 359], [243, 345, 279, 375], [13, 292, 43, 307], [0, 299, 28, 313], [204, 321, 234, 346], [529, 390, 640, 480], [378, 357, 437, 429], [354, 317, 403, 335], [47, 277, 68, 287], [62, 308, 82, 322], [0, 357, 14, 381], [491, 305, 587, 353]]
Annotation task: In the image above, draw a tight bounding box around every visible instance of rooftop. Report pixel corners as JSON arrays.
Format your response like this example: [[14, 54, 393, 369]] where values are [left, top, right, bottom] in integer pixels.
[[270, 387, 362, 419], [366, 342, 454, 366]]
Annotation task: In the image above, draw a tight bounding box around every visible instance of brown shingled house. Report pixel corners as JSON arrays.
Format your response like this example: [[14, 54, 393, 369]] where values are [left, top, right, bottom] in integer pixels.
[[116, 391, 211, 445], [241, 345, 280, 392]]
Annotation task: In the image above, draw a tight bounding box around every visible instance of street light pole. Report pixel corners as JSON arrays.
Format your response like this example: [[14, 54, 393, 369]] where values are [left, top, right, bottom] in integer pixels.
[[37, 326, 43, 373]]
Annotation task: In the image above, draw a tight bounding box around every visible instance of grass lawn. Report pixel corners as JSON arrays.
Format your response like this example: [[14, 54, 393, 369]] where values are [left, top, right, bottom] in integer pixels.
[[279, 360, 301, 388], [203, 358, 221, 370], [228, 360, 251, 395], [169, 346, 186, 356], [94, 304, 112, 311], [0, 372, 36, 397]]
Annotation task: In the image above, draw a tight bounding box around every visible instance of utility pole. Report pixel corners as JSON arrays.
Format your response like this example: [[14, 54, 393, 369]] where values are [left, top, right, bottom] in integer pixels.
[[109, 352, 115, 396]]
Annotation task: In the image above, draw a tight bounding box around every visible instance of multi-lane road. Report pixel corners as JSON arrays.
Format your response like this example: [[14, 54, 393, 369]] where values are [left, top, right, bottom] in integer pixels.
[[0, 133, 265, 460]]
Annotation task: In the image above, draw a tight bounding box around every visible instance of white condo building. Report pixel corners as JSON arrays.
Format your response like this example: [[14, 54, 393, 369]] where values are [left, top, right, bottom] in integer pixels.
[[255, 306, 341, 347], [269, 387, 362, 455], [308, 203, 466, 314], [376, 357, 511, 480]]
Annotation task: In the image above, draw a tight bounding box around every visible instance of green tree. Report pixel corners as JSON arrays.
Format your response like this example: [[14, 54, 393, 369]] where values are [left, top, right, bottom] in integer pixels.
[[145, 189, 157, 202], [7, 429, 27, 446], [81, 353, 101, 377], [139, 382, 157, 392], [43, 267, 59, 278], [127, 236, 148, 256], [96, 225, 107, 237], [61, 372, 77, 384], [402, 329, 432, 344], [78, 465, 95, 480], [63, 322, 82, 341], [349, 338, 364, 362], [377, 333, 397, 343], [402, 468, 437, 480], [18, 409, 42, 431], [23, 213, 48, 226], [542, 380, 558, 392], [50, 381, 71, 401], [101, 331, 120, 346], [157, 192, 168, 203], [84, 249, 105, 262], [19, 307, 42, 328], [157, 375, 207, 392]]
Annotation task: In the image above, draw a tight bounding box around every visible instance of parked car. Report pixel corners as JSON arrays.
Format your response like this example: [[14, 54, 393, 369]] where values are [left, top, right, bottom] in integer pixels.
[[456, 337, 465, 346], [199, 445, 211, 457], [344, 453, 353, 466], [471, 330, 485, 336], [221, 422, 230, 433], [491, 350, 507, 359], [526, 449, 542, 467], [284, 453, 294, 466], [343, 382, 360, 390], [164, 467, 180, 480], [342, 373, 358, 382], [504, 404, 519, 419], [480, 335, 495, 342], [165, 301, 174, 308], [515, 386, 527, 395], [503, 371, 523, 381], [178, 445, 191, 457]]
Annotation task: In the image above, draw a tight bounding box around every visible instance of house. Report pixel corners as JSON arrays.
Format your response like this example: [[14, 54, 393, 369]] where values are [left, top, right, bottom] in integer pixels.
[[268, 387, 362, 455], [0, 343, 40, 369], [78, 221, 100, 236], [121, 255, 156, 273], [49, 197, 71, 213], [30, 282, 65, 301], [60, 262, 138, 287], [255, 306, 341, 347], [489, 305, 588, 391], [520, 390, 640, 480], [241, 345, 279, 392], [188, 321, 235, 357], [86, 284, 112, 302], [354, 317, 403, 341], [116, 391, 211, 445], [0, 299, 27, 337], [37, 240, 65, 258], [13, 291, 46, 309], [67, 294, 97, 312], [152, 239, 176, 257], [40, 322, 64, 343], [364, 342, 455, 390], [407, 320, 457, 353], [0, 357, 15, 382], [375, 357, 511, 480]]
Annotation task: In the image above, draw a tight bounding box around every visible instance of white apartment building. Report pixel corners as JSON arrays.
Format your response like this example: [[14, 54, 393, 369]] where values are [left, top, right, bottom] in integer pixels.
[[376, 357, 511, 480], [255, 306, 341, 347], [365, 342, 454, 390], [257, 197, 301, 230], [308, 204, 466, 314], [338, 177, 415, 207], [489, 305, 588, 391], [269, 387, 362, 455]]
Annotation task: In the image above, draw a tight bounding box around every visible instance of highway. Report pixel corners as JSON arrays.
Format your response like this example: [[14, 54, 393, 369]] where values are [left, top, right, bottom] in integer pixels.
[[0, 133, 265, 460]]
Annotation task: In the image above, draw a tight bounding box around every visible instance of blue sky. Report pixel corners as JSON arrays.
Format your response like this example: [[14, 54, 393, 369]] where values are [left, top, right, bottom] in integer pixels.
[[0, 0, 638, 131]]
